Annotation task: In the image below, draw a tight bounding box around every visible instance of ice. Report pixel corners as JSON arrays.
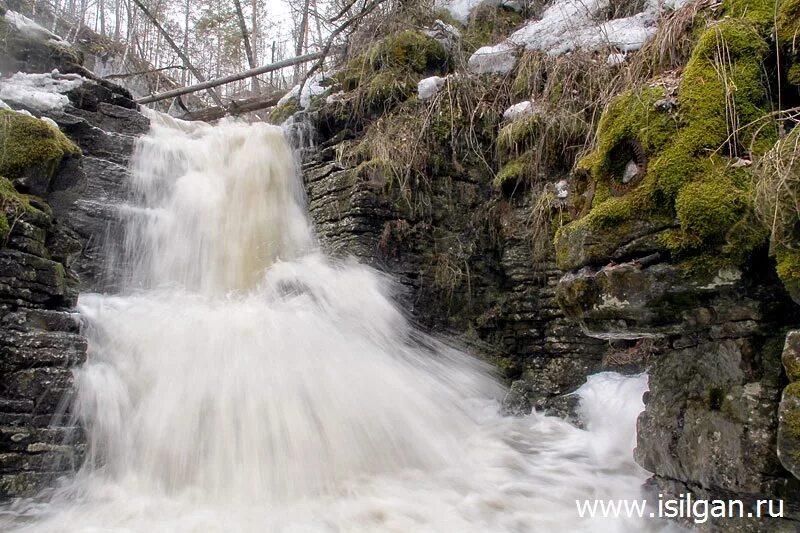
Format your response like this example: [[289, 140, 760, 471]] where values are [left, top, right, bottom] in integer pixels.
[[0, 71, 83, 112], [418, 76, 447, 100]]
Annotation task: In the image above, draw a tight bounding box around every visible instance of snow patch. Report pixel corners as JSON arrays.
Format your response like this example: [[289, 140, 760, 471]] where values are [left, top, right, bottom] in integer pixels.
[[5, 10, 65, 42], [468, 42, 518, 74], [555, 179, 569, 199], [277, 72, 330, 110], [423, 19, 462, 50], [502, 100, 534, 121], [418, 76, 447, 100], [607, 52, 627, 65], [40, 116, 60, 129], [435, 0, 522, 22], [0, 71, 84, 112], [467, 0, 675, 63]]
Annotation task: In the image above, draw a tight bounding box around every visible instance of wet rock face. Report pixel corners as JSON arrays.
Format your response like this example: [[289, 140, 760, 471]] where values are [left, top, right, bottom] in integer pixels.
[[778, 332, 800, 481], [301, 115, 607, 418], [556, 226, 800, 528], [0, 30, 145, 497]]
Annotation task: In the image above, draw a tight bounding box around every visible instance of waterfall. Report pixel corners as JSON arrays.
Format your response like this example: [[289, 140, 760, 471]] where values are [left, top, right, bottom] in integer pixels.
[[0, 114, 671, 532]]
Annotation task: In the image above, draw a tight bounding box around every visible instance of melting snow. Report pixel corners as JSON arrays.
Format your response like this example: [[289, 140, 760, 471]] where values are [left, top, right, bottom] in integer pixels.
[[502, 100, 535, 121], [468, 42, 518, 74], [278, 72, 329, 110], [468, 0, 692, 71], [0, 71, 83, 112], [418, 76, 447, 100], [5, 10, 64, 42], [435, 0, 522, 23]]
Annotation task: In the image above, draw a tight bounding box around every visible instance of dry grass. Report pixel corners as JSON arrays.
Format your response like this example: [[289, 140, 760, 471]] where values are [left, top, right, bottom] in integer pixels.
[[754, 114, 800, 252]]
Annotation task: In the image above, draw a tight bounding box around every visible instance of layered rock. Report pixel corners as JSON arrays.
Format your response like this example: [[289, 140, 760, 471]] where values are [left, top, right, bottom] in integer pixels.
[[0, 13, 143, 498]]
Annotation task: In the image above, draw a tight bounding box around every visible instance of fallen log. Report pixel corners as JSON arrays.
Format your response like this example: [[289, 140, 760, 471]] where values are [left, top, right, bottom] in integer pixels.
[[179, 91, 286, 122], [137, 52, 323, 105]]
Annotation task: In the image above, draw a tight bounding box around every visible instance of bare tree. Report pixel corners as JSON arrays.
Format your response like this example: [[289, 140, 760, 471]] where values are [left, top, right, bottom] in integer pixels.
[[232, 0, 259, 92], [131, 0, 224, 105]]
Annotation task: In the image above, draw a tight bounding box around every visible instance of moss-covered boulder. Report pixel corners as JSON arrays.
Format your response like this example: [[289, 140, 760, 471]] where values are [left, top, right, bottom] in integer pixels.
[[0, 109, 80, 196], [331, 30, 450, 117], [555, 13, 775, 274]]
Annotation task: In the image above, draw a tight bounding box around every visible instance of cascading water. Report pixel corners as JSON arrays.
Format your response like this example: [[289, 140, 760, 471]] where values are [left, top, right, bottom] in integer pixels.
[[1, 113, 674, 532]]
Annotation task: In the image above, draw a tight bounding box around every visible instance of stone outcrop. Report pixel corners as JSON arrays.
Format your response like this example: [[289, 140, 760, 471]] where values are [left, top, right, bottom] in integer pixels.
[[0, 14, 143, 497]]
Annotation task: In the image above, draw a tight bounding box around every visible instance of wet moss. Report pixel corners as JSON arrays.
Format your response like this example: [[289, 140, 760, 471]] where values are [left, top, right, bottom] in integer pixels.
[[0, 175, 35, 243], [494, 151, 532, 189], [776, 246, 800, 303], [268, 100, 300, 125], [0, 109, 79, 181], [463, 5, 523, 51]]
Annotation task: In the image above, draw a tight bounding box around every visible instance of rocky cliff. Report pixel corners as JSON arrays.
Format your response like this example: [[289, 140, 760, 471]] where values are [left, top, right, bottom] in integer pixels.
[[0, 0, 143, 497]]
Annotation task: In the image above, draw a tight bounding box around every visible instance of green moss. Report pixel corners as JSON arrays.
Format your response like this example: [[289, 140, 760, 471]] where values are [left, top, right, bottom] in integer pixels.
[[722, 0, 775, 28], [0, 109, 79, 181], [587, 85, 677, 181], [367, 30, 449, 74], [334, 30, 450, 116], [677, 19, 776, 156], [776, 246, 800, 302], [268, 100, 300, 124], [674, 171, 749, 243], [463, 5, 523, 51], [494, 152, 532, 189], [0, 175, 35, 243], [557, 12, 776, 273]]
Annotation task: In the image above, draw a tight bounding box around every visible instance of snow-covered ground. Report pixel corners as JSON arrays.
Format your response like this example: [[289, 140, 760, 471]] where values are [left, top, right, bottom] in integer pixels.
[[465, 0, 695, 74], [0, 71, 84, 113], [4, 10, 65, 43]]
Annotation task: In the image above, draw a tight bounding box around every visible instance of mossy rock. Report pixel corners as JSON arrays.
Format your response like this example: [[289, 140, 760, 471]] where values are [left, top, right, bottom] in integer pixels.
[[0, 175, 39, 243], [268, 100, 300, 125], [0, 109, 80, 195], [778, 381, 800, 478], [367, 30, 449, 73], [556, 10, 775, 274], [776, 246, 800, 304], [333, 30, 450, 117]]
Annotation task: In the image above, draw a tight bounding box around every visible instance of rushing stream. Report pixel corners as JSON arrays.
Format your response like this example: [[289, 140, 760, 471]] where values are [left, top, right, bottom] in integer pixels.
[[1, 114, 671, 532]]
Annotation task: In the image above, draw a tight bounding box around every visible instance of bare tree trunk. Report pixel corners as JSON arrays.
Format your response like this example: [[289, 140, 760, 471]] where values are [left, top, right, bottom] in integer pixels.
[[114, 0, 121, 40], [99, 0, 106, 35], [232, 0, 259, 92], [131, 0, 223, 105], [293, 0, 311, 83], [182, 0, 190, 85]]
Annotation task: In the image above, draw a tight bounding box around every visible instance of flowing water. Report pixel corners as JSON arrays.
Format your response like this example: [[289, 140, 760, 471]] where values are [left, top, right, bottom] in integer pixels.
[[1, 113, 670, 532]]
